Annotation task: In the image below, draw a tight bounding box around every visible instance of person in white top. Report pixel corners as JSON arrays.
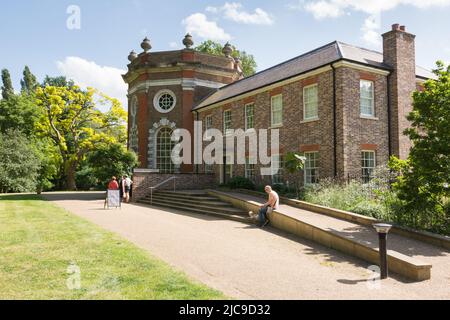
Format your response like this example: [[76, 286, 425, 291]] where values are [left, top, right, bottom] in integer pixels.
[[122, 175, 133, 203], [258, 186, 279, 227]]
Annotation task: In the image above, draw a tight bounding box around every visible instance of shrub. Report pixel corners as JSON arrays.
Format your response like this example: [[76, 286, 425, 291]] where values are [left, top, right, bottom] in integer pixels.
[[225, 177, 255, 190]]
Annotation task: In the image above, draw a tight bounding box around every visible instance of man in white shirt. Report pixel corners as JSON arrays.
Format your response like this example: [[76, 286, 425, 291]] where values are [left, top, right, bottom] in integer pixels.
[[258, 185, 279, 228], [122, 175, 133, 203]]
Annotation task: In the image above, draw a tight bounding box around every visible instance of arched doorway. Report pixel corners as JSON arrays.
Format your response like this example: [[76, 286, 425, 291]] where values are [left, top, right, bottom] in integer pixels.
[[156, 127, 175, 173]]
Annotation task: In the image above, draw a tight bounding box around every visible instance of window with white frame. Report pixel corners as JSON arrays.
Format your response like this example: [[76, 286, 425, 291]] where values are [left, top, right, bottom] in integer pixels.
[[303, 84, 319, 120], [245, 157, 256, 181], [360, 80, 374, 117], [205, 164, 214, 174], [271, 95, 283, 127], [245, 103, 255, 130], [204, 115, 213, 138], [271, 154, 284, 184], [223, 110, 232, 135], [304, 152, 319, 185], [157, 128, 175, 173], [361, 151, 376, 183]]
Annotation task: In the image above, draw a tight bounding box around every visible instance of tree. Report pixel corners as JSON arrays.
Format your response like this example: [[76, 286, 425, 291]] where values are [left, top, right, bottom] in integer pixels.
[[20, 66, 38, 95], [195, 40, 257, 77], [1, 69, 14, 100], [85, 143, 138, 188], [0, 130, 41, 193], [389, 61, 450, 234], [34, 85, 127, 190], [0, 93, 41, 135], [42, 75, 75, 88], [284, 152, 306, 197]]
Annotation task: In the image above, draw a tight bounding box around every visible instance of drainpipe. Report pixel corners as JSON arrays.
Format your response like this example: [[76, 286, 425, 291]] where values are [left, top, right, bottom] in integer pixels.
[[331, 64, 338, 178], [387, 74, 392, 157], [194, 110, 200, 174]]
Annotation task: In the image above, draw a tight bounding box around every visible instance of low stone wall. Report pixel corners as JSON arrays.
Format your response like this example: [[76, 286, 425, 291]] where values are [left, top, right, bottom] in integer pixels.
[[132, 172, 216, 202], [236, 189, 450, 250], [208, 189, 432, 282]]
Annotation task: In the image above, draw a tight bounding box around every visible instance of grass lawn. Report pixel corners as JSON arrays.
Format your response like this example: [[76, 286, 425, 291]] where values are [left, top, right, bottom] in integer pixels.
[[0, 194, 226, 300]]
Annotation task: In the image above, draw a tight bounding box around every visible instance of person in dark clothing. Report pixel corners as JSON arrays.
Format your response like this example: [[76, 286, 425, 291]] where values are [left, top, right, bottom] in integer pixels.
[[118, 176, 124, 200]]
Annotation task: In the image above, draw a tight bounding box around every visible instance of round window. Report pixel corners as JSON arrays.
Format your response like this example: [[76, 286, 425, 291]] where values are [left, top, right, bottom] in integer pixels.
[[153, 90, 176, 113]]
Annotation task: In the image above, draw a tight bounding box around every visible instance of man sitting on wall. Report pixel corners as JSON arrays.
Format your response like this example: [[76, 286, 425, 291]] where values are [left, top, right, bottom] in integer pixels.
[[257, 186, 279, 228]]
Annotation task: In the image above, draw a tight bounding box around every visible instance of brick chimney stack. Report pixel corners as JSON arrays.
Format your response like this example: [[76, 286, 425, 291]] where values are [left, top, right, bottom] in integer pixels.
[[382, 23, 416, 159]]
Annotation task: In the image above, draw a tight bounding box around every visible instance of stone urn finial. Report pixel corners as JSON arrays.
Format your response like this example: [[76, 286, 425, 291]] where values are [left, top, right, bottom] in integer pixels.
[[222, 42, 233, 58], [141, 37, 152, 53], [128, 50, 138, 62], [183, 33, 194, 49]]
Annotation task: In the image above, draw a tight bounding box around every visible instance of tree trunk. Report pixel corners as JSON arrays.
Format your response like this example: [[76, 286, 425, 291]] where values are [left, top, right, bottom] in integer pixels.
[[66, 162, 78, 191]]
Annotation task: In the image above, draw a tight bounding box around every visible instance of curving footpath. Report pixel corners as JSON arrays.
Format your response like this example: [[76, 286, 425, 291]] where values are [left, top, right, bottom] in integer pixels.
[[43, 192, 450, 300]]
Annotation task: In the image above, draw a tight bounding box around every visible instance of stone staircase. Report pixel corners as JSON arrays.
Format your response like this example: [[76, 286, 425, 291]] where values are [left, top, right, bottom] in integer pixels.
[[138, 190, 253, 224]]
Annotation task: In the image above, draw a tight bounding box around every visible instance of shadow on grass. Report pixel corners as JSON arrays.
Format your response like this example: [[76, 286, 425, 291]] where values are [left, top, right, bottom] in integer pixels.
[[0, 194, 42, 201]]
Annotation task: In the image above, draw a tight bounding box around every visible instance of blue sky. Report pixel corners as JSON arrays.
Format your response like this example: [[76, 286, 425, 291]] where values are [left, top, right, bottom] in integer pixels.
[[1, 0, 450, 107]]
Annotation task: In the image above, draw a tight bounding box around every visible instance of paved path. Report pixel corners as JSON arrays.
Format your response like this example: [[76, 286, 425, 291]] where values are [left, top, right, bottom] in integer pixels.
[[43, 192, 450, 300]]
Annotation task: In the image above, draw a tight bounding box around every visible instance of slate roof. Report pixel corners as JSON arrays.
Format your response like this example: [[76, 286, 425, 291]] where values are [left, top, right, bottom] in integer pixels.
[[194, 41, 434, 110]]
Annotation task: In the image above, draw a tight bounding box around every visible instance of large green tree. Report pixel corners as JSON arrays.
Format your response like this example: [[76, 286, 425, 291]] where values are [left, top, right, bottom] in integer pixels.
[[20, 66, 38, 95], [195, 40, 257, 77], [389, 61, 450, 234], [1, 69, 14, 100], [35, 85, 127, 190], [84, 143, 138, 189], [0, 130, 41, 193], [0, 93, 40, 135]]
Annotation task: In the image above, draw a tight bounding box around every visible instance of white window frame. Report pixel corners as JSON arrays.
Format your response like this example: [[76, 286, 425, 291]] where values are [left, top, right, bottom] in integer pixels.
[[223, 110, 233, 136], [360, 80, 375, 117], [245, 103, 255, 131], [205, 164, 214, 174], [304, 152, 319, 185], [303, 84, 319, 121], [204, 115, 213, 139], [271, 94, 283, 127], [361, 150, 376, 183], [245, 157, 256, 181], [271, 154, 284, 184], [153, 89, 177, 114]]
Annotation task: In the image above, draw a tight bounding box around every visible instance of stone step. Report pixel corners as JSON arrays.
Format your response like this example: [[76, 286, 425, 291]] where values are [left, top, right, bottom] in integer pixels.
[[154, 190, 209, 197], [143, 195, 234, 207], [148, 192, 218, 202], [139, 197, 249, 216], [145, 200, 253, 224]]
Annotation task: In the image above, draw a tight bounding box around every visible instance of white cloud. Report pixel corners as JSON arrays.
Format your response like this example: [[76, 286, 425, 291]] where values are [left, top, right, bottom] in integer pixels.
[[208, 2, 274, 25], [361, 14, 381, 47], [182, 13, 232, 41], [292, 0, 450, 47], [304, 1, 344, 19], [56, 57, 128, 109], [297, 0, 450, 18]]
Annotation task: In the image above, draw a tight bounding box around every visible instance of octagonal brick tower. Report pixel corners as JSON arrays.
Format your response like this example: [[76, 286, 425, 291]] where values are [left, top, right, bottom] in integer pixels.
[[123, 36, 243, 173]]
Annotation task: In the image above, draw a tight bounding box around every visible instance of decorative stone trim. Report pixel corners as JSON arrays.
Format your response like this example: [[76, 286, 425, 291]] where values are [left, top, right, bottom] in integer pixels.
[[147, 118, 178, 170], [129, 96, 139, 155]]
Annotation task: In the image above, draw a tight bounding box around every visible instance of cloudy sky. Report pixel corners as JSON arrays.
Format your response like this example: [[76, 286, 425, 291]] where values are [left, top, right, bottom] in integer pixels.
[[1, 0, 450, 108]]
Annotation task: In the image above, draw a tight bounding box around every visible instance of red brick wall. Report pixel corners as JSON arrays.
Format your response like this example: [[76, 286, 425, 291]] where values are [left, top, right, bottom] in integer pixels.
[[132, 173, 216, 201]]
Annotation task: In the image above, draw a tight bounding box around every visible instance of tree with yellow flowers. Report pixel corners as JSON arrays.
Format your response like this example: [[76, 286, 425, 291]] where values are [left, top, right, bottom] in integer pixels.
[[35, 85, 128, 190]]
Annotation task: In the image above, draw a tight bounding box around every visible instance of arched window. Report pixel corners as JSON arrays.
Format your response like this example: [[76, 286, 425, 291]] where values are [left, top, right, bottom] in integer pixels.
[[157, 128, 175, 173]]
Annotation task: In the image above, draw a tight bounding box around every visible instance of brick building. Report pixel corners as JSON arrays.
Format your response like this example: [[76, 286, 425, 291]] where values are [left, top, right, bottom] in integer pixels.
[[123, 24, 434, 190]]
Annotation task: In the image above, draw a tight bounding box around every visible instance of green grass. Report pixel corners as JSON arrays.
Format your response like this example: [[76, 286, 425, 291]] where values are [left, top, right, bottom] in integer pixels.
[[0, 194, 226, 300]]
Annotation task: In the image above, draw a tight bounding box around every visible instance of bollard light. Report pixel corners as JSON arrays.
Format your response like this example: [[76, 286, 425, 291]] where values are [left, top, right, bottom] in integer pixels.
[[373, 223, 392, 279]]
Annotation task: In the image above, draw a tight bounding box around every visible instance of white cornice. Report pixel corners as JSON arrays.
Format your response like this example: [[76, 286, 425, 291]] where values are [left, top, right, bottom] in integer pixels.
[[128, 79, 226, 95], [332, 61, 391, 76]]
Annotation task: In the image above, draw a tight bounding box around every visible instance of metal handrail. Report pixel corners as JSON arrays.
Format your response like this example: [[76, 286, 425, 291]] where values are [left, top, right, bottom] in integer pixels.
[[149, 176, 177, 205]]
